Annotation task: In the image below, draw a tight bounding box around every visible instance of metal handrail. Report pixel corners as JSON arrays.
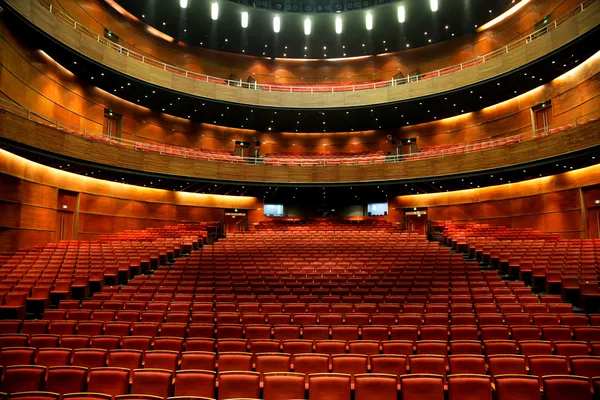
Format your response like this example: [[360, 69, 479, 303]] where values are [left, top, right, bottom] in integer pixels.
[[29, 0, 595, 93], [0, 96, 597, 167]]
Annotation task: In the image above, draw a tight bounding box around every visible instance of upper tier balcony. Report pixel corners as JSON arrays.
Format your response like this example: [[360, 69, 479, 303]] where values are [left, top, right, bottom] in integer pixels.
[[4, 0, 599, 109]]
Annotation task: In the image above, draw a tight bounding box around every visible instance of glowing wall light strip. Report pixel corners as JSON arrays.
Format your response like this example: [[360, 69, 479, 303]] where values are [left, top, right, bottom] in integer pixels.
[[398, 5, 406, 23], [304, 18, 311, 35], [180, 0, 188, 9], [365, 12, 373, 30], [430, 0, 438, 12], [145, 25, 175, 43], [211, 2, 219, 20], [273, 16, 281, 33], [335, 16, 342, 34], [241, 11, 248, 28], [477, 0, 531, 32]]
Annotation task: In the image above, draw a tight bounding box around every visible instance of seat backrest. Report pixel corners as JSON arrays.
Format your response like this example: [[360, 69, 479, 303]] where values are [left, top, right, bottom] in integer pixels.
[[495, 375, 542, 400], [292, 353, 329, 382], [488, 355, 527, 378], [37, 348, 72, 367], [543, 376, 592, 400], [71, 349, 107, 369], [255, 353, 292, 378], [354, 373, 398, 400], [263, 372, 306, 400], [370, 354, 407, 376], [173, 370, 216, 399], [2, 365, 47, 394], [45, 366, 88, 395], [400, 374, 445, 400], [308, 373, 352, 400], [107, 349, 143, 373], [218, 371, 261, 400], [180, 351, 216, 370], [570, 356, 600, 379], [409, 356, 447, 383], [88, 367, 130, 399], [528, 355, 569, 380], [448, 374, 492, 400], [0, 347, 36, 366], [144, 350, 179, 371], [448, 355, 486, 375], [130, 368, 173, 398], [217, 351, 253, 372]]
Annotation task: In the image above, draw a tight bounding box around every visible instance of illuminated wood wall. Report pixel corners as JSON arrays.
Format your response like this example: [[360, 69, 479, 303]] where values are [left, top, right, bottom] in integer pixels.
[[0, 148, 261, 252], [389, 163, 600, 239]]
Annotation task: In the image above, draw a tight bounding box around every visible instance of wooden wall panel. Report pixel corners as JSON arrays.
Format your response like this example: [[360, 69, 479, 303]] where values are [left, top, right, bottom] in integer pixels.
[[0, 148, 261, 252], [8, 0, 599, 109], [53, 0, 581, 84], [2, 107, 599, 184], [388, 165, 600, 238], [0, 13, 598, 155]]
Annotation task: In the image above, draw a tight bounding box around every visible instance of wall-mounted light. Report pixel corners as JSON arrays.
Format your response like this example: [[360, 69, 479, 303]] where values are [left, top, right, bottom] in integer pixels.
[[335, 16, 342, 34], [430, 0, 439, 12], [398, 5, 406, 23], [241, 11, 248, 28], [211, 2, 219, 20], [366, 12, 373, 30], [304, 18, 311, 35]]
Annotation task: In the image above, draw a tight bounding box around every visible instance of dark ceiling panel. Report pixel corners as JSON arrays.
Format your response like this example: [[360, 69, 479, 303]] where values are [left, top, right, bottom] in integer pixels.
[[115, 0, 514, 59]]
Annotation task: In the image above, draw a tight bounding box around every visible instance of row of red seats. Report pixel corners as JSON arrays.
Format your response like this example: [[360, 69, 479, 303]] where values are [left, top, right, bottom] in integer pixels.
[[4, 347, 600, 382], [0, 225, 210, 318], [0, 362, 598, 400], [1, 320, 598, 342], [437, 222, 600, 310]]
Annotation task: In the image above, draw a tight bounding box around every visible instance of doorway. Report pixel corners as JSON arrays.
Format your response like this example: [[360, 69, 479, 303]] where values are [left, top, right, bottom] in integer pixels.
[[103, 109, 122, 138], [588, 207, 600, 239], [56, 190, 78, 241], [532, 101, 553, 135]]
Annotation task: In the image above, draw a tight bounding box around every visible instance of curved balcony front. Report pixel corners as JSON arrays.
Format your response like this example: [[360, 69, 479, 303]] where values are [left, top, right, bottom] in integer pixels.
[[5, 0, 599, 109], [1, 100, 598, 184]]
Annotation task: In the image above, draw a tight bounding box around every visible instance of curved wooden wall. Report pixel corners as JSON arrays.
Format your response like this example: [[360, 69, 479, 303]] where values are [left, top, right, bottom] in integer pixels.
[[8, 0, 600, 108], [1, 108, 598, 183], [388, 162, 600, 239], [0, 15, 598, 156], [0, 148, 261, 252], [54, 0, 581, 84]]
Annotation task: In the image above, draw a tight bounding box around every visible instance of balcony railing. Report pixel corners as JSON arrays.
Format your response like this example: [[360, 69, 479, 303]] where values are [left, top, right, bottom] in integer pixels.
[[0, 97, 597, 167], [26, 0, 595, 93]]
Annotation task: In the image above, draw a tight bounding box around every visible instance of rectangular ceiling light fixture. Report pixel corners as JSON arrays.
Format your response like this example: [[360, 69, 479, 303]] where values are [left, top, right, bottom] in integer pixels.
[[366, 12, 373, 30], [273, 16, 281, 33], [430, 0, 438, 12], [335, 16, 342, 34], [211, 2, 219, 20], [180, 0, 188, 9], [241, 11, 248, 28], [398, 5, 406, 23], [304, 18, 311, 35]]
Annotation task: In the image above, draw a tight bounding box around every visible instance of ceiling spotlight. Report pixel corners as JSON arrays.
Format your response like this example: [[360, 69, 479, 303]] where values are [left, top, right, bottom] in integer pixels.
[[366, 12, 373, 30], [335, 16, 342, 34], [211, 2, 219, 20], [430, 0, 439, 12], [180, 0, 188, 8], [273, 16, 281, 32], [398, 5, 406, 23], [304, 18, 311, 35], [241, 11, 248, 28]]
